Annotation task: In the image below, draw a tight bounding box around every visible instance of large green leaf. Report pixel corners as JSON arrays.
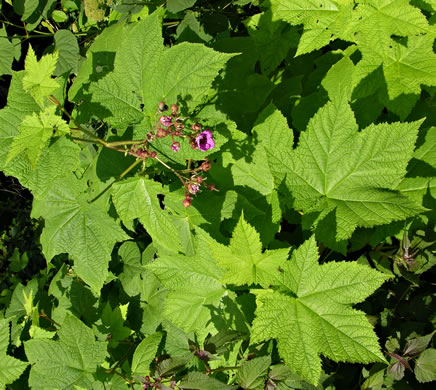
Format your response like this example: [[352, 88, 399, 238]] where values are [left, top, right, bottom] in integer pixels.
[[32, 175, 128, 292], [147, 231, 225, 332], [251, 236, 390, 385], [207, 214, 289, 287], [263, 98, 425, 242], [112, 177, 182, 252], [355, 35, 436, 101], [84, 11, 233, 134], [25, 314, 107, 389]]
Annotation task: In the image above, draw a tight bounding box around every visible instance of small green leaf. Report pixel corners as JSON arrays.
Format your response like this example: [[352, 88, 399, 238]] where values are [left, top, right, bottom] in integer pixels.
[[0, 320, 29, 388], [179, 371, 235, 389], [0, 38, 14, 75], [0, 354, 28, 389], [100, 303, 131, 348], [167, 0, 197, 13], [54, 29, 80, 76], [415, 348, 436, 383], [22, 46, 59, 106], [52, 10, 68, 23], [7, 105, 69, 167], [404, 331, 435, 357], [235, 356, 271, 389], [131, 332, 163, 376]]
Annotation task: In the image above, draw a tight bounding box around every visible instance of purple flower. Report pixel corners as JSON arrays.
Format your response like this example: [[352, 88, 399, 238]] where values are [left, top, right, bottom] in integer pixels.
[[171, 142, 180, 152], [159, 115, 172, 127], [195, 130, 214, 151]]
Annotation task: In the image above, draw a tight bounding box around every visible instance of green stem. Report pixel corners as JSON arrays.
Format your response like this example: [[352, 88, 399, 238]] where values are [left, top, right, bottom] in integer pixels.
[[154, 155, 187, 188], [208, 365, 239, 373], [89, 159, 142, 203], [105, 139, 143, 147], [48, 95, 108, 144]]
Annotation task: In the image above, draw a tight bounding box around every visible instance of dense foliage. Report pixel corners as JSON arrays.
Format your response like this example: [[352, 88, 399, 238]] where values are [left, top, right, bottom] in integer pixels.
[[0, 0, 435, 389]]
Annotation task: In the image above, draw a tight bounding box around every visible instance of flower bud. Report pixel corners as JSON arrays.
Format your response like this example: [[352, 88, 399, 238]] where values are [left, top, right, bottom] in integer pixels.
[[170, 104, 179, 113], [201, 161, 211, 171], [156, 128, 167, 138], [209, 183, 216, 191], [150, 151, 157, 158], [192, 123, 202, 131], [196, 176, 203, 184], [174, 130, 181, 136], [158, 101, 168, 112], [171, 142, 180, 152], [183, 197, 192, 208]]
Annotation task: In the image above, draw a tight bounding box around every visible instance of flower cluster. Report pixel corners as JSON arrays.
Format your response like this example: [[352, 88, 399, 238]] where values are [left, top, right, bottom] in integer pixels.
[[155, 103, 216, 153], [127, 102, 218, 208]]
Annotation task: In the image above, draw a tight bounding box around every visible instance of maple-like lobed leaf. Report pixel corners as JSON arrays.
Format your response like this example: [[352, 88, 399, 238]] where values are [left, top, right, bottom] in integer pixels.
[[22, 45, 59, 106], [0, 71, 41, 170], [25, 314, 107, 389], [32, 175, 128, 292], [147, 231, 226, 332], [262, 98, 426, 242], [251, 236, 389, 385], [112, 177, 182, 252], [85, 11, 234, 136], [6, 105, 69, 167], [207, 214, 289, 287]]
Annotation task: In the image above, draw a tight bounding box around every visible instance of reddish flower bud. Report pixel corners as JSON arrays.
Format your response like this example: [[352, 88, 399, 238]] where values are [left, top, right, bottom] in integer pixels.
[[192, 123, 202, 131], [158, 102, 168, 112], [201, 161, 211, 171], [196, 176, 203, 184], [183, 197, 192, 208], [174, 130, 181, 136], [190, 140, 197, 149], [156, 128, 167, 138], [150, 151, 157, 158], [209, 183, 216, 191], [170, 104, 179, 113]]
